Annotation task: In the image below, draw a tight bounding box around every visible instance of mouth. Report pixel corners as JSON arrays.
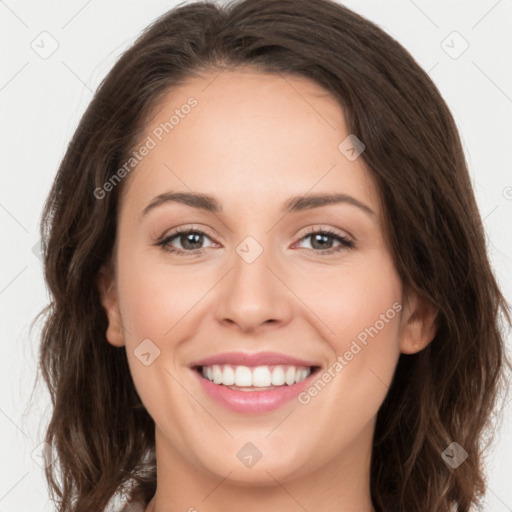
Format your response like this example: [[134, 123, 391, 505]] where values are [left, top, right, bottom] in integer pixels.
[[191, 363, 321, 415], [192, 363, 322, 392], [189, 352, 322, 413]]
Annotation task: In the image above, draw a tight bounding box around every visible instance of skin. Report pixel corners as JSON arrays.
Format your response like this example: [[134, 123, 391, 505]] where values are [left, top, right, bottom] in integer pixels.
[[98, 69, 437, 512]]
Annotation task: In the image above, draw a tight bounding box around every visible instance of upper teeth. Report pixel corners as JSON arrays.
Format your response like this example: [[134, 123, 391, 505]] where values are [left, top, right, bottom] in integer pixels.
[[200, 365, 312, 387]]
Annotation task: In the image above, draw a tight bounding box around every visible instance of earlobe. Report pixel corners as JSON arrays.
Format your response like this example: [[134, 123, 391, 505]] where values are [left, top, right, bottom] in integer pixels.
[[96, 264, 125, 347], [399, 291, 438, 355]]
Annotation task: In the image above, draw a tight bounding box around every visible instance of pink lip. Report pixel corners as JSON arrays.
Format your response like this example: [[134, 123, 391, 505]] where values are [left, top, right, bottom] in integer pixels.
[[189, 351, 320, 368], [189, 351, 321, 414], [192, 369, 317, 414]]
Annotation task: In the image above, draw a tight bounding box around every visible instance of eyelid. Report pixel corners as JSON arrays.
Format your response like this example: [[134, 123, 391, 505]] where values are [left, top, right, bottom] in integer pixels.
[[156, 223, 355, 257], [157, 224, 353, 246], [291, 226, 354, 254], [158, 223, 221, 244], [295, 224, 353, 242]]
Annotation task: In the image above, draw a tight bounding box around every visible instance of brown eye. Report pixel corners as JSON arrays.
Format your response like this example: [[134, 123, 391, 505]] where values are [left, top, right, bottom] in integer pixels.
[[295, 229, 354, 255], [157, 228, 216, 254]]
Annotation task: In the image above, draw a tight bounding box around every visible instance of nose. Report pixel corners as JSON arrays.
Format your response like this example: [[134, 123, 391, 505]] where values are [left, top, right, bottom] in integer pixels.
[[214, 238, 294, 333]]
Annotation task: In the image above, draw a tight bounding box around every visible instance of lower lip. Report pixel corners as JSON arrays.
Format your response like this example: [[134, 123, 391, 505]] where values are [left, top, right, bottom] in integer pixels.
[[192, 369, 315, 413]]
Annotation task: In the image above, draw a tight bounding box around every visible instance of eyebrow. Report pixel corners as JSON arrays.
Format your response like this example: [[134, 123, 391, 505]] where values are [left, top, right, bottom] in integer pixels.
[[140, 190, 375, 219]]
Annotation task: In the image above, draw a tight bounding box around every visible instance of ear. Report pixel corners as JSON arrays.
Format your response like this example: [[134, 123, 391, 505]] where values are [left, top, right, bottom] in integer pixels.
[[96, 263, 125, 347], [399, 291, 438, 354]]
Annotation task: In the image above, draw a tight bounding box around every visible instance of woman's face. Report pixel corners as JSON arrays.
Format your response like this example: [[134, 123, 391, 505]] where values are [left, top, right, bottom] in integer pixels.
[[99, 69, 435, 487]]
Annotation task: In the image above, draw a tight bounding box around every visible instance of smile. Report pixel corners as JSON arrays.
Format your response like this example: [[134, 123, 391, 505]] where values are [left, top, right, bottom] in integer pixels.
[[190, 351, 322, 413], [198, 364, 313, 390]]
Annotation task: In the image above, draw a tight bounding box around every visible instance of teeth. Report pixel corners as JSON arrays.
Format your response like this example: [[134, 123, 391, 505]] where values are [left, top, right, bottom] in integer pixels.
[[271, 366, 285, 386], [295, 368, 307, 383], [285, 366, 296, 385], [252, 366, 272, 387], [235, 366, 252, 386], [200, 364, 313, 387], [212, 365, 223, 384]]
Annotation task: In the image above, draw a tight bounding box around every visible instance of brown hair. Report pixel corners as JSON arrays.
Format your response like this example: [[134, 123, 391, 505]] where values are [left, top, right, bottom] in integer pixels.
[[35, 0, 511, 510]]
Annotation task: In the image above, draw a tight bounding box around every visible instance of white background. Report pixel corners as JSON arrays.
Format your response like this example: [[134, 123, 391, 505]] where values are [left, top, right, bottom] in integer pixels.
[[1, 0, 511, 510]]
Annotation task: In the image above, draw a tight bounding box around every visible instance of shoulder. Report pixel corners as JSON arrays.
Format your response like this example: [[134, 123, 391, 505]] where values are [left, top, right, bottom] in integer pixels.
[[102, 479, 149, 512], [103, 492, 145, 512], [119, 502, 145, 512], [105, 500, 145, 512]]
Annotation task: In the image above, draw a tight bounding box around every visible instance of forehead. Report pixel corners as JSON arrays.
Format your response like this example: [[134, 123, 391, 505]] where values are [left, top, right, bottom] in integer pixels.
[[120, 69, 380, 219]]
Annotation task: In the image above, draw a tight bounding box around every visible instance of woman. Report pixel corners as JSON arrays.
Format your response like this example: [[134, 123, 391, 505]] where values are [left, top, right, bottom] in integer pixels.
[[36, 0, 511, 511]]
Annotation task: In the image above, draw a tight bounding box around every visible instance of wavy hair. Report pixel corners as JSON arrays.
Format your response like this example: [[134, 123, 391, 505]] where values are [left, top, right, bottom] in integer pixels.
[[34, 0, 511, 510]]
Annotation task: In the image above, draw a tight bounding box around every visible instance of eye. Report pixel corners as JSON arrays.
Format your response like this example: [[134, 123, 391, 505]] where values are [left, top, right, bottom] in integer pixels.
[[156, 226, 217, 255], [156, 226, 354, 256], [294, 228, 354, 255]]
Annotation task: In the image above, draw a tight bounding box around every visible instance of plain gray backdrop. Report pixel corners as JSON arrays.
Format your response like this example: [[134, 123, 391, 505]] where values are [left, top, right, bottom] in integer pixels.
[[1, 0, 511, 510]]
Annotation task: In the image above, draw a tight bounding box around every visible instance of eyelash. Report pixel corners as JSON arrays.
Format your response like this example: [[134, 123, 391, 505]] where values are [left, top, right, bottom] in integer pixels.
[[155, 226, 354, 256]]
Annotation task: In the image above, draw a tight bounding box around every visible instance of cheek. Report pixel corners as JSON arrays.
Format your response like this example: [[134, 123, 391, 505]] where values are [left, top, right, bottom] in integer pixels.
[[291, 251, 403, 408], [114, 244, 214, 411], [290, 249, 402, 351], [115, 243, 206, 341], [115, 250, 200, 437], [331, 265, 403, 358]]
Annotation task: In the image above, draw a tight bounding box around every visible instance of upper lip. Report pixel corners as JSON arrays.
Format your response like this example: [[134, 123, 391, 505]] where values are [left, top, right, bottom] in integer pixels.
[[190, 351, 321, 368]]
